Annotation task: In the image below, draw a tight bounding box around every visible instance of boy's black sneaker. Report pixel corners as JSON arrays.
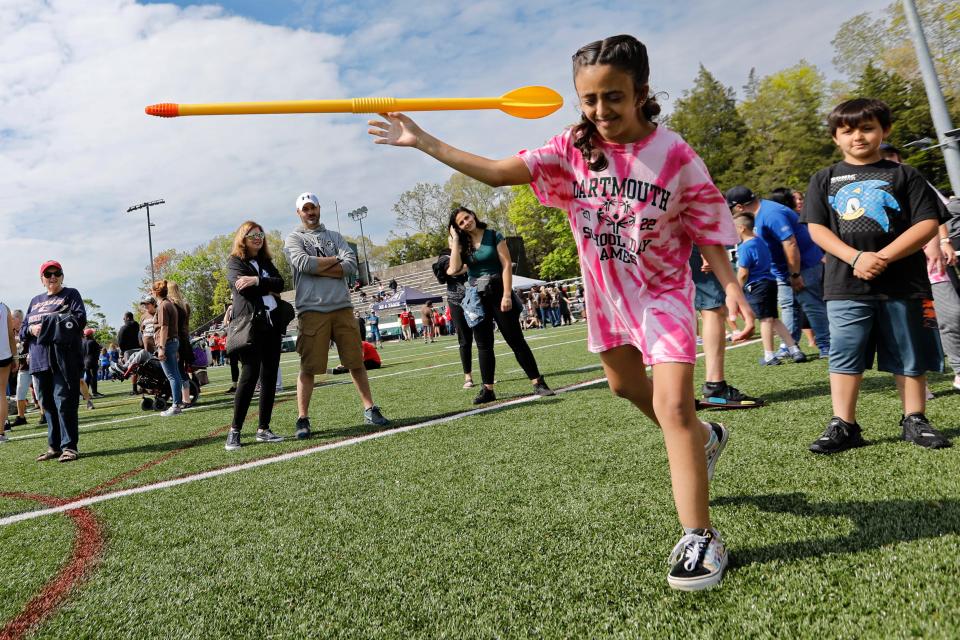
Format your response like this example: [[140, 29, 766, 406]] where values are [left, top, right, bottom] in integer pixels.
[[697, 381, 764, 409], [809, 417, 866, 454], [11, 416, 27, 427], [900, 413, 951, 449], [295, 417, 311, 440], [473, 387, 497, 405]]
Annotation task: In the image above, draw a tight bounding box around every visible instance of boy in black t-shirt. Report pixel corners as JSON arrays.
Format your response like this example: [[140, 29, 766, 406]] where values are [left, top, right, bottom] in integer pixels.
[[800, 98, 951, 453]]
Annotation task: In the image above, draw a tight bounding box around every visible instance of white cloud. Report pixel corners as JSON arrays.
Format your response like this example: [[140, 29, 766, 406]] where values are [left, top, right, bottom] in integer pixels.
[[1, 0, 889, 322]]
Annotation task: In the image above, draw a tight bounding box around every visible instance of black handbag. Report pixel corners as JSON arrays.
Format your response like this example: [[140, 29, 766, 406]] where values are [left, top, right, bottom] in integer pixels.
[[226, 308, 267, 355], [274, 298, 295, 332]]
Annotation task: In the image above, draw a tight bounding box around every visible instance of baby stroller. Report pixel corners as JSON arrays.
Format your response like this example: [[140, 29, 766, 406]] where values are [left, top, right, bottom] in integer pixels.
[[110, 340, 207, 411]]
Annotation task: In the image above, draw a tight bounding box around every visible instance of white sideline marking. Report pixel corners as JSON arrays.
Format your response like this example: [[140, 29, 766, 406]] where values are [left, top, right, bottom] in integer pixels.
[[0, 339, 760, 526], [0, 377, 607, 527], [5, 335, 588, 443]]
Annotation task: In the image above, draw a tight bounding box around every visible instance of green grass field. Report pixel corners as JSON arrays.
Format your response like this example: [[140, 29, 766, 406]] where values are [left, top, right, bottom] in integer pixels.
[[3, 323, 960, 639]]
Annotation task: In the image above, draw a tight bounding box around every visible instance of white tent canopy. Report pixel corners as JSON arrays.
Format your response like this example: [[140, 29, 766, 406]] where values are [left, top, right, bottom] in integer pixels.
[[511, 275, 547, 291]]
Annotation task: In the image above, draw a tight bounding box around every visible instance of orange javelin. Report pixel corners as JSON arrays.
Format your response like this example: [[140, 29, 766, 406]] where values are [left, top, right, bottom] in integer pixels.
[[145, 86, 563, 120]]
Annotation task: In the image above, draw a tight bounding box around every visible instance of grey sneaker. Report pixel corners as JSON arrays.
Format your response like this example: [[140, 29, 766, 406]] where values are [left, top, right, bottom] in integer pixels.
[[0, 434, 8, 444], [295, 417, 311, 440], [667, 528, 728, 591], [160, 405, 182, 417], [533, 377, 555, 397], [225, 430, 241, 451], [704, 422, 729, 482], [256, 428, 284, 443], [364, 405, 390, 426]]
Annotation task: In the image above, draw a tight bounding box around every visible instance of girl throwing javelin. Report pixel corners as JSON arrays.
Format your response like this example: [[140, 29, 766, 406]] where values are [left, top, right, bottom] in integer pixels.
[[368, 35, 754, 591]]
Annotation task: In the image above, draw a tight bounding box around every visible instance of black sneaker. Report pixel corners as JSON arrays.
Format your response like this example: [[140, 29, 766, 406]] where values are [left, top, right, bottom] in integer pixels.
[[900, 413, 951, 449], [11, 416, 27, 427], [667, 528, 728, 591], [809, 417, 866, 454], [533, 377, 555, 397], [363, 406, 390, 427], [698, 381, 764, 409], [39, 414, 47, 425], [225, 429, 241, 451], [295, 417, 311, 440], [255, 427, 284, 443], [790, 350, 808, 364], [225, 386, 237, 394], [473, 387, 497, 405]]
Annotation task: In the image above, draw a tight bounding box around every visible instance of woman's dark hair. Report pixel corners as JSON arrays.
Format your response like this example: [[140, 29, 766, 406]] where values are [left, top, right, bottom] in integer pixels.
[[768, 187, 797, 211], [448, 206, 488, 263], [572, 35, 661, 172]]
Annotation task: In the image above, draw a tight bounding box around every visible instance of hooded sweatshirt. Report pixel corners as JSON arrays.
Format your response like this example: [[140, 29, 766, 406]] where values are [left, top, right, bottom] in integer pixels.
[[284, 223, 358, 315]]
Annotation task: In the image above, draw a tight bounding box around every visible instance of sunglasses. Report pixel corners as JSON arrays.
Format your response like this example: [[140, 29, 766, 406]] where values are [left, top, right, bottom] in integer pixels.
[[245, 231, 265, 240], [43, 270, 63, 278]]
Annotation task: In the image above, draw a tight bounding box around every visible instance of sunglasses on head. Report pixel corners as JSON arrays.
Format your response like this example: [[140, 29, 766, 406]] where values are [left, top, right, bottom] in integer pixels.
[[245, 231, 265, 240], [43, 270, 63, 278]]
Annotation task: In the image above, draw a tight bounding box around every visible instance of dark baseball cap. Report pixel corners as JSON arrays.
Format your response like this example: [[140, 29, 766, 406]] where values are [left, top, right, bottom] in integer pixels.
[[725, 186, 756, 207], [879, 142, 900, 154]]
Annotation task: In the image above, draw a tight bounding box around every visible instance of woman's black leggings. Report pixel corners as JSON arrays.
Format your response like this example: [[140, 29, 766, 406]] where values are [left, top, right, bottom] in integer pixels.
[[473, 280, 541, 386], [447, 302, 473, 375], [229, 354, 240, 384], [232, 325, 282, 431]]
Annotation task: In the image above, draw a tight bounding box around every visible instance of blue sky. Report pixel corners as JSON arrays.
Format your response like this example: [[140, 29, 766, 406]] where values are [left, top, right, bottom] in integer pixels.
[[1, 0, 890, 325]]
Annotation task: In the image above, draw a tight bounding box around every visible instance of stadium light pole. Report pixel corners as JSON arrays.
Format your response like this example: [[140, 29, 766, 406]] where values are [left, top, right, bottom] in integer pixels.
[[902, 0, 960, 195], [348, 205, 370, 283], [127, 199, 165, 284]]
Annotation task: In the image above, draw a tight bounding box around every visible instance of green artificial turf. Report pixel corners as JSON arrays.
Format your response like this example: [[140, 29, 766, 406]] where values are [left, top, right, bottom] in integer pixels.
[[3, 324, 960, 638]]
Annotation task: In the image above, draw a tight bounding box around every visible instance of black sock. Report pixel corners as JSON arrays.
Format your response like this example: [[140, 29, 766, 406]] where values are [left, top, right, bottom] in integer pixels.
[[703, 380, 726, 390]]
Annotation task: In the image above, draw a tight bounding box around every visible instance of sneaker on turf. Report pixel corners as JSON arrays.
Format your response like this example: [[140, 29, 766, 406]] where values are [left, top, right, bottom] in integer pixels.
[[774, 345, 790, 359], [759, 355, 781, 366], [0, 434, 7, 444], [225, 386, 237, 394], [11, 416, 27, 427], [86, 399, 95, 410], [473, 386, 497, 405], [953, 374, 960, 392], [295, 417, 311, 440], [364, 405, 390, 426], [225, 430, 241, 451], [900, 413, 951, 449], [704, 422, 728, 482], [790, 350, 808, 363], [819, 348, 830, 359], [667, 528, 728, 591], [533, 377, 555, 397], [256, 427, 284, 443], [808, 417, 865, 454], [160, 405, 182, 417], [700, 382, 763, 408]]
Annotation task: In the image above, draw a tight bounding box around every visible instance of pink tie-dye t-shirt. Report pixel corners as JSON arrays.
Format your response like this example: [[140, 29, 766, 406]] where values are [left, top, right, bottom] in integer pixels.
[[518, 126, 737, 363]]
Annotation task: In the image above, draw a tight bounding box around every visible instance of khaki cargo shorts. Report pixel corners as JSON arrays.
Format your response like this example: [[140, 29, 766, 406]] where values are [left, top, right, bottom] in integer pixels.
[[296, 308, 364, 376]]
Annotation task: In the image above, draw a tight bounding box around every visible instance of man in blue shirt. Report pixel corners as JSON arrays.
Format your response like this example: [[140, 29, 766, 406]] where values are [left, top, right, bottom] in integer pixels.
[[727, 186, 830, 357]]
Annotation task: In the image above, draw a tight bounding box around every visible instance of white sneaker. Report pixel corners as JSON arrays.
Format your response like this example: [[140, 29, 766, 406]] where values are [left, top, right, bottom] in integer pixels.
[[667, 528, 728, 591], [160, 405, 182, 417], [953, 375, 960, 392], [704, 422, 728, 482]]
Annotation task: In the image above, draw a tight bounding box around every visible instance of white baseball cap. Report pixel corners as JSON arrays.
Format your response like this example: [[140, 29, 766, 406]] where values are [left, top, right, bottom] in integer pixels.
[[296, 192, 320, 211]]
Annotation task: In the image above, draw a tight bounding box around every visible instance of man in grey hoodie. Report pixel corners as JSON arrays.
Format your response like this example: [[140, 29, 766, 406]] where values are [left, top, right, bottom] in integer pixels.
[[285, 192, 389, 439]]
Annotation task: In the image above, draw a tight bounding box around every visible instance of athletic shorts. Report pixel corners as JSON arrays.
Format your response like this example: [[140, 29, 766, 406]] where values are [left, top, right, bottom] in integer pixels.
[[827, 299, 944, 376], [16, 369, 32, 401], [296, 309, 363, 376], [0, 357, 11, 368], [744, 279, 778, 320], [690, 250, 725, 311]]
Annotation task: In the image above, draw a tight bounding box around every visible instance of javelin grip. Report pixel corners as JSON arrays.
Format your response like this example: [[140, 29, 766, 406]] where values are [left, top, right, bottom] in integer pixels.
[[351, 97, 398, 113], [146, 103, 180, 117]]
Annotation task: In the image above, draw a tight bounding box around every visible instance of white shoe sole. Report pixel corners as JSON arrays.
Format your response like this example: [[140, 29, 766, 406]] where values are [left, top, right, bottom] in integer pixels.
[[705, 423, 729, 482], [667, 553, 728, 591]]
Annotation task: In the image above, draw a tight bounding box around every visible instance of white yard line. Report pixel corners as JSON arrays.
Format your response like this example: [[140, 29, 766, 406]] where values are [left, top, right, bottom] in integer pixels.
[[0, 339, 760, 526]]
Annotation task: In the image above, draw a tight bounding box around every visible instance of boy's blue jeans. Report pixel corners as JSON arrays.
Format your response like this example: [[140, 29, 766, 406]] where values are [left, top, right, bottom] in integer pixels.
[[777, 263, 830, 353]]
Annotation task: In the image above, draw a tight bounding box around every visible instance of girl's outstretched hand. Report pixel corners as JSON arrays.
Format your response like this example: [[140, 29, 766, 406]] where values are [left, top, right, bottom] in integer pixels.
[[368, 112, 422, 147]]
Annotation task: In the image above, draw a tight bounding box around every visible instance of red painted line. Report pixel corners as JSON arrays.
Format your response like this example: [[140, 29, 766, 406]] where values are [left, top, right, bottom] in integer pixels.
[[74, 424, 231, 499], [0, 492, 104, 640]]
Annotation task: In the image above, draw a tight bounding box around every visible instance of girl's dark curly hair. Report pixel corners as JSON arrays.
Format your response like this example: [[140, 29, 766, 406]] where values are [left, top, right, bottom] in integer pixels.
[[572, 35, 661, 172], [448, 206, 488, 263]]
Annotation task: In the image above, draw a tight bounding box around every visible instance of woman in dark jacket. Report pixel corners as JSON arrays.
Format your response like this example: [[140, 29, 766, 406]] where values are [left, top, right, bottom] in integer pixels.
[[435, 248, 474, 388], [223, 221, 285, 451], [81, 329, 104, 397]]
